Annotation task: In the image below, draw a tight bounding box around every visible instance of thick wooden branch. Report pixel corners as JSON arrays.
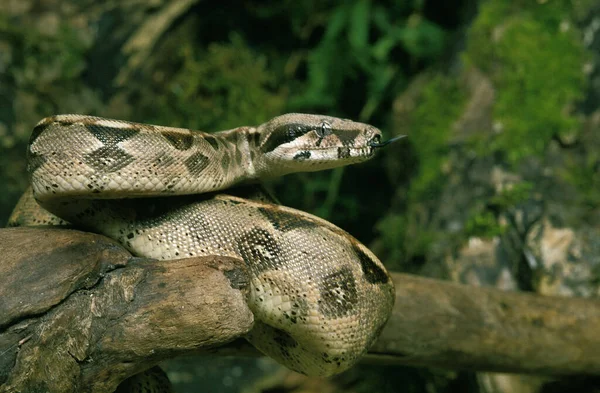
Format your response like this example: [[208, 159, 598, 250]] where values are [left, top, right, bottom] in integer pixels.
[[369, 273, 600, 375], [0, 228, 253, 393], [2, 228, 600, 393]]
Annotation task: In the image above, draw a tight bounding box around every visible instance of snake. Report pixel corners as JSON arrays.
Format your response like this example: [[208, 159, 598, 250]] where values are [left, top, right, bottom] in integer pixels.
[[12, 113, 398, 378]]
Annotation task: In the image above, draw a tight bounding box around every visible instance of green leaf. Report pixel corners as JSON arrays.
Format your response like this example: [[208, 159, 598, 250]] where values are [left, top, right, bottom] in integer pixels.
[[372, 36, 399, 61], [348, 0, 371, 50], [399, 17, 446, 59], [323, 4, 350, 41], [360, 64, 397, 121]]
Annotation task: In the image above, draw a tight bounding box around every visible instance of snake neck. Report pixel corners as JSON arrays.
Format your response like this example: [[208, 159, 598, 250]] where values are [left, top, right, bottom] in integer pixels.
[[214, 126, 286, 181], [212, 127, 260, 181]]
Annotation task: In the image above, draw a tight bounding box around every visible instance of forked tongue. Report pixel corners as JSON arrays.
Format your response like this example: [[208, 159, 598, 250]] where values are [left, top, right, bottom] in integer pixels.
[[368, 134, 406, 148]]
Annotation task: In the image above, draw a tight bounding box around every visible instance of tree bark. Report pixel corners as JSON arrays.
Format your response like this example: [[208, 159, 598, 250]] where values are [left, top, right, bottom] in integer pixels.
[[0, 228, 253, 393], [369, 273, 600, 376]]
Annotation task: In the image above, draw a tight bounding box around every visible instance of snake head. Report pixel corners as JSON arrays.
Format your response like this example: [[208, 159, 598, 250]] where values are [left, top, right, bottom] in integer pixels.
[[252, 114, 396, 176]]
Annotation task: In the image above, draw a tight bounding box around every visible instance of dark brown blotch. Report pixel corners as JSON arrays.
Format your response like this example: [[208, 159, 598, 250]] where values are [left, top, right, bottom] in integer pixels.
[[270, 327, 299, 362], [293, 151, 311, 161], [318, 266, 358, 318], [27, 151, 47, 174], [273, 327, 298, 349], [129, 195, 210, 227], [237, 227, 283, 274], [184, 152, 210, 176], [161, 131, 194, 150], [204, 135, 220, 150], [220, 152, 231, 170], [29, 120, 53, 145], [337, 129, 361, 145], [257, 206, 318, 232], [261, 123, 312, 153], [83, 146, 135, 173], [86, 124, 140, 146], [223, 267, 249, 290], [352, 243, 389, 284]]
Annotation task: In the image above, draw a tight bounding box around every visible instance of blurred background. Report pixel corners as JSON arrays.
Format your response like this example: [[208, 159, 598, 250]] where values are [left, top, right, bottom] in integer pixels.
[[1, 0, 599, 392]]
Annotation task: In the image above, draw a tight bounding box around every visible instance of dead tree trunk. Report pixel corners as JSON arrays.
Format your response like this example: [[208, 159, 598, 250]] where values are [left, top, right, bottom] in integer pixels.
[[0, 228, 253, 393]]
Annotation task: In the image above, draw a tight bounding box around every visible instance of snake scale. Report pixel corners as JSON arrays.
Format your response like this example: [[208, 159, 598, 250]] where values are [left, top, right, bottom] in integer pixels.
[[11, 113, 397, 377]]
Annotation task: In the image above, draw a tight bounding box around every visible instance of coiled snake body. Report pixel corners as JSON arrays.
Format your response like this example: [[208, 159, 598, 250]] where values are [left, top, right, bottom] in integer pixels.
[[15, 114, 395, 377]]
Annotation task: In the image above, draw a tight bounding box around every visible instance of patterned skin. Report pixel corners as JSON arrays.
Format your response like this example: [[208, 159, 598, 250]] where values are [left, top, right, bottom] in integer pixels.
[[15, 114, 396, 377], [28, 114, 383, 200]]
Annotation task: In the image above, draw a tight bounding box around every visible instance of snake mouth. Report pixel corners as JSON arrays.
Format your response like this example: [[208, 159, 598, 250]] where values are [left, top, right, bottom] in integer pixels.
[[368, 134, 406, 149]]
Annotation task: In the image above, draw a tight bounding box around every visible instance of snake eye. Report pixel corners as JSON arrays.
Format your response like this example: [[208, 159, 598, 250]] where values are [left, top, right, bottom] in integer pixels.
[[316, 121, 332, 138]]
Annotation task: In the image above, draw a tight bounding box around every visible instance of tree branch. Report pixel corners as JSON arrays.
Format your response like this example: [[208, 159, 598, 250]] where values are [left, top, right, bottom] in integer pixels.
[[369, 273, 600, 375], [0, 228, 253, 393]]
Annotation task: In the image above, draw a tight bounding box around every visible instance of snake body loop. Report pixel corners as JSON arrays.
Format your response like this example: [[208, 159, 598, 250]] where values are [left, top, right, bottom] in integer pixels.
[[21, 114, 395, 376]]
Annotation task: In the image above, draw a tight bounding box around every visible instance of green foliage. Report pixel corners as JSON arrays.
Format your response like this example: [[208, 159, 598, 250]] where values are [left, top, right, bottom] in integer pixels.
[[143, 34, 286, 132], [561, 156, 600, 211], [374, 75, 465, 268], [375, 213, 407, 264], [288, 0, 446, 120], [408, 76, 465, 200], [465, 211, 505, 239], [490, 181, 534, 209], [247, 1, 448, 231], [465, 0, 587, 163], [0, 14, 91, 147], [0, 12, 95, 224], [376, 212, 438, 270], [464, 180, 535, 239], [0, 15, 89, 89]]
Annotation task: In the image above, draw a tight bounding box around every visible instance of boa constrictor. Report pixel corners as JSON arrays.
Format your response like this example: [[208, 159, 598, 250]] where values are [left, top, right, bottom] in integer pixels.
[[11, 113, 397, 377]]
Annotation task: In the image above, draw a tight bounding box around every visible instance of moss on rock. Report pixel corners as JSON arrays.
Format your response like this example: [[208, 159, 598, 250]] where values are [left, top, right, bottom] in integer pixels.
[[465, 0, 588, 163]]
